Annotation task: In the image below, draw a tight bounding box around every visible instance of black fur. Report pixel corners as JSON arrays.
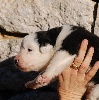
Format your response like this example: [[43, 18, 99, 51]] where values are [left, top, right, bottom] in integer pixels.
[[36, 27, 62, 47], [61, 26, 99, 66]]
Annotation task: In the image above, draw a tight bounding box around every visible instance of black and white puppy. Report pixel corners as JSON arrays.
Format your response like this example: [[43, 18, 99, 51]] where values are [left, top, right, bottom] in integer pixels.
[[15, 24, 99, 100]]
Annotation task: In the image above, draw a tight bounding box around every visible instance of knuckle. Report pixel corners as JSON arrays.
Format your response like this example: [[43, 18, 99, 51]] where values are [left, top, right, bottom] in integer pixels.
[[81, 45, 87, 51], [81, 43, 87, 51], [87, 53, 93, 58], [91, 67, 98, 73], [80, 64, 87, 70], [87, 73, 93, 79], [75, 57, 82, 64]]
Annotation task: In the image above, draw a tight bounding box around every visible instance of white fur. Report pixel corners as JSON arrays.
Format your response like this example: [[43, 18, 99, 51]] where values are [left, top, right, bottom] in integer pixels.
[[44, 50, 76, 79], [55, 25, 72, 51], [87, 84, 99, 100]]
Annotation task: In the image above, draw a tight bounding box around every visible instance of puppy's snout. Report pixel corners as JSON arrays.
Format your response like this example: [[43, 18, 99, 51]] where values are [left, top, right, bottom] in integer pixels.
[[14, 58, 19, 66]]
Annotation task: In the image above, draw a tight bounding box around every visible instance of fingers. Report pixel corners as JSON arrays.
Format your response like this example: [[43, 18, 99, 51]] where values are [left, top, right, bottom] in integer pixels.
[[74, 39, 88, 67], [59, 68, 71, 82], [85, 61, 99, 84], [78, 47, 94, 74]]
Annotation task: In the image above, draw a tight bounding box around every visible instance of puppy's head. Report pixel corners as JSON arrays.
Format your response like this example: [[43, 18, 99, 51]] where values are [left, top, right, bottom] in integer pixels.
[[14, 33, 54, 72]]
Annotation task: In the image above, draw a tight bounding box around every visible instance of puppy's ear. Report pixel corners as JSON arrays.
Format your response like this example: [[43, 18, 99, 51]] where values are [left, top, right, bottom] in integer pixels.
[[39, 44, 54, 53]]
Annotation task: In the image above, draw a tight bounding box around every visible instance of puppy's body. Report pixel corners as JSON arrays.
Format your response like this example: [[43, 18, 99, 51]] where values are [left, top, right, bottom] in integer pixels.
[[15, 24, 99, 100]]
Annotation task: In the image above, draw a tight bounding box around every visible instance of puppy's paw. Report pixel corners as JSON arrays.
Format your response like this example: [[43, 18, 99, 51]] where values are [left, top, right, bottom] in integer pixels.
[[25, 79, 42, 89], [25, 73, 52, 89], [36, 74, 51, 85]]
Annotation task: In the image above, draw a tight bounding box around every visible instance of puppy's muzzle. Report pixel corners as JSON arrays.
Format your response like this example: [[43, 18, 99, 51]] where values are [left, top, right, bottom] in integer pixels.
[[14, 59, 19, 66]]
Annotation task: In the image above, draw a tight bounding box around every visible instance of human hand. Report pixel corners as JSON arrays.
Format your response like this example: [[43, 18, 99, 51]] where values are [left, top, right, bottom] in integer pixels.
[[58, 39, 99, 100]]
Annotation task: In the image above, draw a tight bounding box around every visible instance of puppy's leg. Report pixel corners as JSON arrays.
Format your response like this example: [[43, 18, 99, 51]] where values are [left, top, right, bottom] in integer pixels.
[[26, 50, 76, 89], [86, 84, 99, 100]]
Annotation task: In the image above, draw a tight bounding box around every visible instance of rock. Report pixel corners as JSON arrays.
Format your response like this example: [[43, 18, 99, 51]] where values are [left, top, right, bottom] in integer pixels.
[[0, 0, 95, 34], [0, 38, 22, 61], [94, 4, 99, 36], [0, 0, 96, 61]]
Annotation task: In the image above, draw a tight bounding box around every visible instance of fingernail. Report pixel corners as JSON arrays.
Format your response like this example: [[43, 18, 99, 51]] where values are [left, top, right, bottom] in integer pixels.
[[95, 61, 99, 65], [90, 47, 94, 52], [94, 61, 99, 69], [83, 39, 88, 44]]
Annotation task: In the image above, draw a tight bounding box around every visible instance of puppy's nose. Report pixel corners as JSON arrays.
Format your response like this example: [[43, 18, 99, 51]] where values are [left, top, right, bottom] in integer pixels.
[[14, 59, 19, 66]]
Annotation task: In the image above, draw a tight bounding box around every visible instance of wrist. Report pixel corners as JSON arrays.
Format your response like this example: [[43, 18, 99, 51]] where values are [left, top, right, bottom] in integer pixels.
[[59, 89, 82, 100]]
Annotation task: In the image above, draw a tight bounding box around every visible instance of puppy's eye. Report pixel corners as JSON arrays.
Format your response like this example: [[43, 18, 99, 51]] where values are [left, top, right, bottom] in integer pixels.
[[28, 49, 32, 52]]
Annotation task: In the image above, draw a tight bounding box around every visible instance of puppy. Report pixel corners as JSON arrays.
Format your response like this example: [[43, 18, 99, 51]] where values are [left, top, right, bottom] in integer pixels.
[[15, 24, 99, 100]]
